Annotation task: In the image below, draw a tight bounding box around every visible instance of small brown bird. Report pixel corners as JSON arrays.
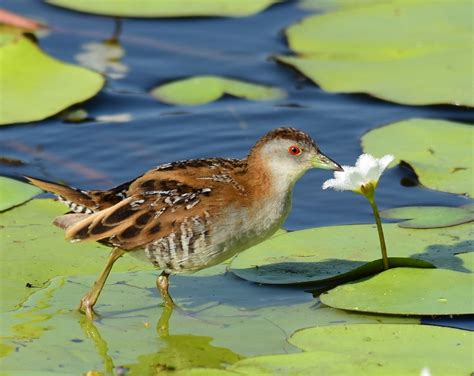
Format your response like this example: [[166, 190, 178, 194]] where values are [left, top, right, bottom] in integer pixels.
[[26, 127, 341, 319]]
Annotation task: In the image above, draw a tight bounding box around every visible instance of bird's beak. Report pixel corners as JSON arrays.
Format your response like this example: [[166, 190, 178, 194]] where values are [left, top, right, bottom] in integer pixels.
[[311, 151, 343, 171]]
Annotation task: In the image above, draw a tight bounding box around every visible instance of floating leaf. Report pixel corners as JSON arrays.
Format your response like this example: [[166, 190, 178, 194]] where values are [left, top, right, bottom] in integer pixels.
[[62, 108, 90, 123], [46, 0, 277, 18], [290, 323, 472, 353], [381, 205, 474, 228], [273, 324, 471, 375], [0, 36, 104, 125], [234, 351, 411, 375], [277, 1, 472, 106], [362, 118, 473, 197], [0, 177, 41, 212], [321, 268, 474, 315], [231, 326, 472, 376], [457, 252, 474, 273], [173, 369, 239, 376], [0, 199, 154, 312], [0, 26, 22, 47], [299, 0, 385, 11], [230, 223, 472, 285], [151, 76, 286, 105]]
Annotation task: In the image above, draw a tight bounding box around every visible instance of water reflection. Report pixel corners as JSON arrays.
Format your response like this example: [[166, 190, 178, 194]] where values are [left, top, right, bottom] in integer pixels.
[[80, 317, 115, 374], [156, 304, 173, 337], [75, 18, 128, 79], [79, 304, 242, 375]]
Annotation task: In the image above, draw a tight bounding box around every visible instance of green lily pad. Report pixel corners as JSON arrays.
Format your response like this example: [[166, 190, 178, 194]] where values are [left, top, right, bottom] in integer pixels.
[[321, 268, 474, 315], [232, 351, 417, 375], [0, 25, 23, 45], [173, 370, 239, 376], [46, 0, 277, 18], [0, 268, 416, 373], [150, 76, 286, 105], [171, 370, 239, 376], [0, 176, 41, 211], [0, 199, 154, 312], [230, 222, 472, 285], [290, 324, 473, 355], [457, 252, 474, 273], [0, 36, 104, 125], [273, 324, 472, 375], [381, 205, 474, 228], [277, 1, 473, 106], [232, 323, 472, 376], [362, 118, 473, 197], [300, 0, 387, 11]]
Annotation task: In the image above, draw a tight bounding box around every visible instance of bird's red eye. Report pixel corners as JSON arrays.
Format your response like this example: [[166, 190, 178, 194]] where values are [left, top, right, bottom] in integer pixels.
[[288, 145, 302, 156]]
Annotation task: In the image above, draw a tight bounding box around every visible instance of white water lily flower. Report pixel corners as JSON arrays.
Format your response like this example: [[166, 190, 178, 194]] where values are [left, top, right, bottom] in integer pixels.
[[322, 154, 394, 193], [322, 153, 394, 270]]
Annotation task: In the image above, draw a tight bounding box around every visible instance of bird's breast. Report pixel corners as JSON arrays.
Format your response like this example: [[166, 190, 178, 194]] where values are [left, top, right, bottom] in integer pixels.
[[144, 190, 292, 274]]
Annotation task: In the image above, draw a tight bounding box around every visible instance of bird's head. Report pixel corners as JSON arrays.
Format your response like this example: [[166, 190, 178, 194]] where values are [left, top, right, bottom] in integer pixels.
[[248, 127, 342, 188]]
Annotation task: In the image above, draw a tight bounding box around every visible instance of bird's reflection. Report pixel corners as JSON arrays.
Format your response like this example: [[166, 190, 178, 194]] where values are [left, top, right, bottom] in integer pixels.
[[156, 304, 173, 337], [79, 304, 241, 374], [79, 316, 115, 374]]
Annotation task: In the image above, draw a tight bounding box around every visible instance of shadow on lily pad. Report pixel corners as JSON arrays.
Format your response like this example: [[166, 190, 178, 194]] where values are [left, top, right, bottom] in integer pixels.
[[229, 223, 471, 285], [233, 257, 434, 288], [411, 241, 472, 273]]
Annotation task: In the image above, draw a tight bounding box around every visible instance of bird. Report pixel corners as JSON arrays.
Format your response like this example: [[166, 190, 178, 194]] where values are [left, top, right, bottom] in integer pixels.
[[26, 127, 342, 319]]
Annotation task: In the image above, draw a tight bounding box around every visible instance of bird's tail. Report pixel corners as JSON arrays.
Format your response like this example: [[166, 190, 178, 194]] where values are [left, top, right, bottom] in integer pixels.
[[24, 176, 97, 214]]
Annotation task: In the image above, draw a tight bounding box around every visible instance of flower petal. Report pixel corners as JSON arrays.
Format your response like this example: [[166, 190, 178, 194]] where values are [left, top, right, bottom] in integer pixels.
[[379, 154, 395, 171], [355, 154, 377, 176], [321, 154, 394, 193]]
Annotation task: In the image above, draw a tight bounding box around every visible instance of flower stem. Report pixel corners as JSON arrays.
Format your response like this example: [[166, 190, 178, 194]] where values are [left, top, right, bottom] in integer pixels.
[[367, 195, 389, 270]]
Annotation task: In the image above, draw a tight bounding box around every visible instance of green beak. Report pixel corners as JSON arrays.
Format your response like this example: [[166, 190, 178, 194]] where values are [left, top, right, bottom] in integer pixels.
[[312, 151, 343, 171]]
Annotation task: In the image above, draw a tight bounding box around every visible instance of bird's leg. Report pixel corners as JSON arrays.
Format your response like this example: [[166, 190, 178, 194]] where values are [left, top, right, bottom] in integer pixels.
[[156, 271, 174, 308], [156, 271, 174, 337], [79, 248, 126, 319]]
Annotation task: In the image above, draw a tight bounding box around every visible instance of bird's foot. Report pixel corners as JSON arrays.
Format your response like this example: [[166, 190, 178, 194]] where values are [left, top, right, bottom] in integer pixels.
[[78, 294, 97, 320]]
